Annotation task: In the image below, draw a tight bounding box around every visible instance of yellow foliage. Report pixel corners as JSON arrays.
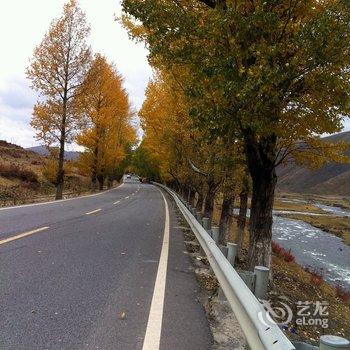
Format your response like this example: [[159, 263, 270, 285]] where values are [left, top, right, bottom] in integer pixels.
[[75, 54, 136, 184]]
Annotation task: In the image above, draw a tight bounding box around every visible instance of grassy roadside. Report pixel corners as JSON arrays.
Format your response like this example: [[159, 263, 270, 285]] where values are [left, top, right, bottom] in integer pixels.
[[272, 256, 350, 343], [278, 213, 350, 245]]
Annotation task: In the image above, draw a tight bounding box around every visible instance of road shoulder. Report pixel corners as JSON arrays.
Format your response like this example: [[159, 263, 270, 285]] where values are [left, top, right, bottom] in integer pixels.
[[160, 190, 212, 350]]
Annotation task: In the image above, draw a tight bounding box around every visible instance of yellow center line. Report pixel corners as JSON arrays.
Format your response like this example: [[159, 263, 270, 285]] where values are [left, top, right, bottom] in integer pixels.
[[85, 209, 101, 215], [0, 226, 49, 245]]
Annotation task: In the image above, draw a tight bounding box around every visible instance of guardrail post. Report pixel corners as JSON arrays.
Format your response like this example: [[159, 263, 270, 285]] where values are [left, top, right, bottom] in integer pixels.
[[211, 226, 219, 244], [202, 217, 212, 237], [319, 335, 350, 350], [202, 217, 210, 229], [220, 245, 228, 258], [218, 287, 227, 302], [227, 243, 238, 266], [254, 266, 269, 300]]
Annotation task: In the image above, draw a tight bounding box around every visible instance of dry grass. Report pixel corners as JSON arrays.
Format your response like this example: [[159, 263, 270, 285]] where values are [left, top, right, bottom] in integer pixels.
[[0, 164, 39, 183], [272, 256, 350, 342], [0, 140, 90, 206], [273, 199, 324, 214], [278, 191, 350, 211]]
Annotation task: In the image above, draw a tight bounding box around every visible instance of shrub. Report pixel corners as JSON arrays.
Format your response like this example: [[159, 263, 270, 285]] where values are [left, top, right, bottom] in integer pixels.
[[283, 249, 295, 262], [335, 285, 350, 302], [304, 267, 324, 287], [42, 159, 58, 185], [0, 164, 39, 183], [272, 241, 295, 263]]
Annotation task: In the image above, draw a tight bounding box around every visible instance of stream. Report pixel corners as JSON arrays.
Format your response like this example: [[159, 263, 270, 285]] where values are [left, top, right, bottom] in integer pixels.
[[273, 215, 350, 289], [273, 202, 350, 289], [235, 202, 350, 289]]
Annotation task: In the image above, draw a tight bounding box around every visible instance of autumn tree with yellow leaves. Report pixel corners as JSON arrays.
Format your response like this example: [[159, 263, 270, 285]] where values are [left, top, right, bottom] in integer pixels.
[[123, 0, 350, 269], [27, 0, 91, 199], [76, 54, 136, 190]]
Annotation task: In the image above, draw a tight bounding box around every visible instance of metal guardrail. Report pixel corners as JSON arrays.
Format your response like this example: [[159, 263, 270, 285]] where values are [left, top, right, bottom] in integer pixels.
[[155, 183, 295, 350]]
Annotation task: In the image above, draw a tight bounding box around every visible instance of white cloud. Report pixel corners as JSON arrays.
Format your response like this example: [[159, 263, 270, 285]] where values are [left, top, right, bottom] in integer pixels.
[[0, 0, 152, 148], [0, 1, 349, 149]]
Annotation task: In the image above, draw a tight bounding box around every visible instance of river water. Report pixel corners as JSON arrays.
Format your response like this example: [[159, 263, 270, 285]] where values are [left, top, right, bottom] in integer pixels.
[[273, 214, 350, 289], [238, 203, 350, 289], [314, 203, 350, 217]]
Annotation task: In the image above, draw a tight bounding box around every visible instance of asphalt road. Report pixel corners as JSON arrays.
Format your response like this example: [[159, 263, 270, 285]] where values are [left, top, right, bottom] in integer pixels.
[[0, 179, 212, 350]]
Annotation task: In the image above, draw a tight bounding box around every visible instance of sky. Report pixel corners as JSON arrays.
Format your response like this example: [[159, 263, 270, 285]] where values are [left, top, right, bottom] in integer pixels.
[[0, 0, 152, 149], [0, 1, 349, 150]]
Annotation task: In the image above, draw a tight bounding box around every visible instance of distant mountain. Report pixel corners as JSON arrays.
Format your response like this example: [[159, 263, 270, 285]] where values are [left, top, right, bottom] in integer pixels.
[[277, 131, 350, 196], [26, 146, 80, 161]]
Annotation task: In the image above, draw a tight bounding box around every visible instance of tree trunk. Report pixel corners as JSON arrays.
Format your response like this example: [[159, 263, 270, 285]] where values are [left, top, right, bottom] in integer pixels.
[[236, 185, 248, 260], [219, 195, 234, 245], [91, 143, 99, 192], [91, 174, 97, 192], [181, 184, 188, 199], [203, 179, 217, 223], [55, 102, 67, 200], [107, 176, 113, 189], [196, 191, 204, 212], [244, 132, 277, 270], [97, 175, 104, 190], [187, 187, 196, 206]]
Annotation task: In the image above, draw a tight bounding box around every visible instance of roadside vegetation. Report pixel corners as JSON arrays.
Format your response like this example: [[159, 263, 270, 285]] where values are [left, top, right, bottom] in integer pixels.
[[122, 0, 350, 343], [0, 140, 91, 206], [122, 0, 350, 273], [25, 0, 136, 200]]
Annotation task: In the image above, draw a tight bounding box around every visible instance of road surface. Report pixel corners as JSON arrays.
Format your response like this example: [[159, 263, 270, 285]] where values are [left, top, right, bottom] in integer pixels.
[[0, 178, 212, 349]]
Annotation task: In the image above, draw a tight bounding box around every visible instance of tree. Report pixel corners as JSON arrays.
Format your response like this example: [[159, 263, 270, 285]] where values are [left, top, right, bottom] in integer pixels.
[[76, 54, 136, 190], [27, 0, 91, 199], [131, 144, 161, 180], [122, 0, 350, 269]]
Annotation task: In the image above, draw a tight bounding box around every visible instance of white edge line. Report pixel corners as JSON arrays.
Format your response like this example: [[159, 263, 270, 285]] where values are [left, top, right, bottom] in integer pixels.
[[85, 208, 102, 215], [142, 187, 170, 350], [0, 183, 125, 212], [0, 226, 49, 245], [114, 200, 121, 205]]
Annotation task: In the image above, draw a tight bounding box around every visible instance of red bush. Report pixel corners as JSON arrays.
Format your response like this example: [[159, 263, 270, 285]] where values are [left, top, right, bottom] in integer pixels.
[[335, 285, 350, 302], [304, 267, 324, 287], [283, 249, 295, 262], [272, 241, 295, 263]]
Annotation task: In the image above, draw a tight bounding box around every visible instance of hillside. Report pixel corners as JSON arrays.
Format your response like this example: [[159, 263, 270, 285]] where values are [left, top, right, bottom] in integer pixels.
[[0, 140, 88, 206], [27, 145, 80, 160], [277, 131, 350, 196]]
